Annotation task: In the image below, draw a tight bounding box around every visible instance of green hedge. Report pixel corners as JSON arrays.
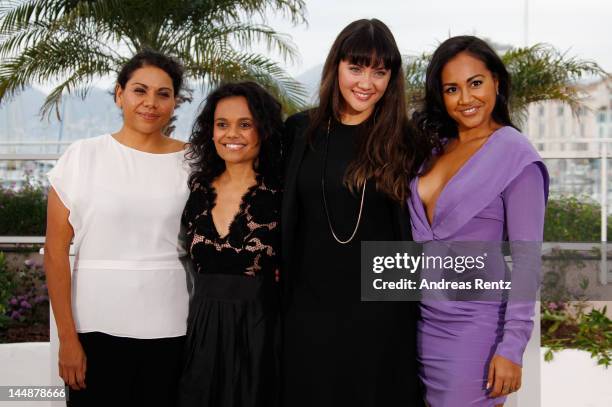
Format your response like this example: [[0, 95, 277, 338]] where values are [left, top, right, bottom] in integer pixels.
[[544, 195, 612, 242], [0, 253, 14, 329], [0, 252, 50, 341], [0, 183, 47, 236], [0, 182, 610, 241]]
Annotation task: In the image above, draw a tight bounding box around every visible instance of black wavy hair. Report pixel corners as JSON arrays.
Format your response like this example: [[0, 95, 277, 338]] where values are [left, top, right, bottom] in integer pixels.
[[115, 49, 184, 99], [186, 81, 283, 188], [413, 35, 517, 152]]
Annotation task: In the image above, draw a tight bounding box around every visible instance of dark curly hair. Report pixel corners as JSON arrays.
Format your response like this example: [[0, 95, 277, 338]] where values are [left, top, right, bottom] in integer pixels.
[[114, 49, 184, 100], [413, 35, 517, 157], [186, 81, 283, 188]]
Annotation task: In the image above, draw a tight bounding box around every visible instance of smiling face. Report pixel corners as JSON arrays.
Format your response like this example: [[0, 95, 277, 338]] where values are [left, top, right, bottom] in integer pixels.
[[441, 51, 499, 134], [114, 65, 176, 135], [337, 59, 391, 123], [213, 96, 260, 167]]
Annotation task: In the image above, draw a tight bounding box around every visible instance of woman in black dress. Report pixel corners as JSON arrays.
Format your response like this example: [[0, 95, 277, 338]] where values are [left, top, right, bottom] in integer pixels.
[[281, 19, 426, 406], [179, 82, 283, 406]]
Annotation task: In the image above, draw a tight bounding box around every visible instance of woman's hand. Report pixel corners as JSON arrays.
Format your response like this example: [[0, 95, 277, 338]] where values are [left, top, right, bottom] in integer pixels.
[[59, 335, 87, 390], [487, 354, 521, 398]]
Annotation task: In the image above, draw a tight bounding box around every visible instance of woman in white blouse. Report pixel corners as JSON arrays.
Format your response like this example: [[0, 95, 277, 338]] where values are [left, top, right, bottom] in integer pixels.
[[44, 50, 190, 406]]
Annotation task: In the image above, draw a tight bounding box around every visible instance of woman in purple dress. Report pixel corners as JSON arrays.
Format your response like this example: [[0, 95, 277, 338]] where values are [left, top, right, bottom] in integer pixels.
[[408, 36, 549, 406]]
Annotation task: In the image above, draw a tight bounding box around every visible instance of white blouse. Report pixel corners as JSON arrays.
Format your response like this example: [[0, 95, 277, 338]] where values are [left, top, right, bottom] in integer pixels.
[[47, 134, 190, 339]]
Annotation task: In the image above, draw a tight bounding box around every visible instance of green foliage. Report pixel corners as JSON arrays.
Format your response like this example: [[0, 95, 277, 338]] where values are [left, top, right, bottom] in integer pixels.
[[502, 44, 605, 124], [0, 252, 15, 329], [3, 183, 610, 241], [0, 253, 49, 341], [3, 256, 48, 325], [541, 196, 611, 366], [544, 195, 612, 242], [575, 307, 612, 367], [404, 53, 428, 110], [0, 181, 47, 236], [404, 42, 607, 125], [0, 0, 308, 116], [542, 302, 612, 368]]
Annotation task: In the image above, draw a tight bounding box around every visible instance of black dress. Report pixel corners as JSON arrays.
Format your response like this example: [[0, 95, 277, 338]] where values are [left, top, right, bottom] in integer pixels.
[[178, 176, 281, 407], [281, 113, 423, 407]]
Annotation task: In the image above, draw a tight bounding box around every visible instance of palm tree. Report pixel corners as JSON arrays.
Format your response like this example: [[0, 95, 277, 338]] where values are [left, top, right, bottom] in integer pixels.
[[404, 43, 608, 125], [0, 0, 308, 118]]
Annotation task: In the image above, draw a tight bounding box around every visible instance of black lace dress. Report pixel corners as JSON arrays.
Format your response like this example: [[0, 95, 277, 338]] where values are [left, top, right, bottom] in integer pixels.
[[177, 176, 281, 407]]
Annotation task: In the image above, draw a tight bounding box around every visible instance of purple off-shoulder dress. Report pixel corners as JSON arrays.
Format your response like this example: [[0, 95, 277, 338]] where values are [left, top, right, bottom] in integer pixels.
[[407, 127, 549, 406]]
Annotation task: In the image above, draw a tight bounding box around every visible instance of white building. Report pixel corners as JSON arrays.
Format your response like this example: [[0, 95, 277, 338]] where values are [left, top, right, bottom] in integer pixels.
[[526, 76, 612, 154], [525, 76, 612, 206]]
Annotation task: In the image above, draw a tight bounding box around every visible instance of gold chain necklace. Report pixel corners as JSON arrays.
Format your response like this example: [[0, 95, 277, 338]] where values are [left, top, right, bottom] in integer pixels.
[[321, 118, 367, 244]]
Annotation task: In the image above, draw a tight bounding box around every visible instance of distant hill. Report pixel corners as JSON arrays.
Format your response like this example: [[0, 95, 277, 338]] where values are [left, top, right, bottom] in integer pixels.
[[0, 86, 209, 154], [0, 69, 329, 154], [296, 64, 322, 105], [1, 87, 119, 145]]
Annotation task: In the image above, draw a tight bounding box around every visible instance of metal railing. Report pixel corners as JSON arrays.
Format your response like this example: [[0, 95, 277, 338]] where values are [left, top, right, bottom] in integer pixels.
[[1, 138, 611, 282], [0, 236, 45, 244], [0, 140, 68, 160]]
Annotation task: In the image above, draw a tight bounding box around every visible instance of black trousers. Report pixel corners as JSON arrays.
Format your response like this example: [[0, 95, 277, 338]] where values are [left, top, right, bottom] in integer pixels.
[[67, 332, 184, 407]]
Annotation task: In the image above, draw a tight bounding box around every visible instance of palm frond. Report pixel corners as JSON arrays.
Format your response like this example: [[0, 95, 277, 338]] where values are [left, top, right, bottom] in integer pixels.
[[0, 0, 308, 116], [183, 49, 306, 113], [187, 0, 307, 26], [403, 53, 429, 111], [0, 0, 56, 31], [503, 44, 607, 123], [0, 20, 49, 57], [403, 43, 608, 125], [167, 22, 298, 65], [234, 53, 306, 113], [42, 69, 97, 120], [0, 35, 114, 112]]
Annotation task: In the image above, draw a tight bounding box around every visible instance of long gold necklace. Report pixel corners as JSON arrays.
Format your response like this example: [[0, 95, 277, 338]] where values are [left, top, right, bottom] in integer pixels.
[[321, 118, 367, 244]]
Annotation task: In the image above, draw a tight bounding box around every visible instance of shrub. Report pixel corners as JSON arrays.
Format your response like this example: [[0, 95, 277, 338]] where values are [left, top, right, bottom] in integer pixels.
[[544, 195, 612, 242], [542, 302, 612, 367], [4, 257, 49, 325], [0, 181, 47, 235], [0, 253, 49, 342], [0, 252, 15, 329]]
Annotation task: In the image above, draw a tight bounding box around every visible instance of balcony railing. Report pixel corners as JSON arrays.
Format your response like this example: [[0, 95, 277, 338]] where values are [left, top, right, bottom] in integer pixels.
[[1, 138, 611, 282]]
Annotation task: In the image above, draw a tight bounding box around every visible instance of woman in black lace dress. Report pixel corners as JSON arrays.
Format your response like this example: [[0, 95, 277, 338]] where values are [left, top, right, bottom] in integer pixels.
[[178, 82, 283, 407]]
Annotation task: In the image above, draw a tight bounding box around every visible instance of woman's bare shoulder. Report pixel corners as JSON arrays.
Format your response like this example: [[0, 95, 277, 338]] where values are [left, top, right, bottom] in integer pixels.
[[166, 137, 187, 152]]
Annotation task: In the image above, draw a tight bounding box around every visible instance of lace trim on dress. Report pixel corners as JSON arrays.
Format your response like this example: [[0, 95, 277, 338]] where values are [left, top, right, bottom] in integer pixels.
[[183, 175, 280, 277]]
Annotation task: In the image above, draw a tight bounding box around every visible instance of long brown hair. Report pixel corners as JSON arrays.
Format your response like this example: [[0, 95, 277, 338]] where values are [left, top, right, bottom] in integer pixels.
[[307, 19, 423, 203]]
